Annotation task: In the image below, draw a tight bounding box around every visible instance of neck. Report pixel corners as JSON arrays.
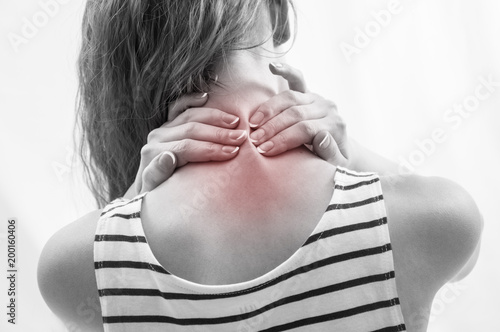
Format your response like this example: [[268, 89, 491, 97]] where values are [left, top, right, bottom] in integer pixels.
[[143, 50, 336, 225], [205, 50, 288, 128]]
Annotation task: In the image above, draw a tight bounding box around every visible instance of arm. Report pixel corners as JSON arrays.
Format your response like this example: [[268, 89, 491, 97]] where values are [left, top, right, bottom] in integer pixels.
[[346, 138, 401, 175], [37, 210, 104, 332], [382, 174, 483, 331]]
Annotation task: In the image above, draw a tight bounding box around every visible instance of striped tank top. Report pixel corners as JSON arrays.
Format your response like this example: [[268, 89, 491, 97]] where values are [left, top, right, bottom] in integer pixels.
[[94, 167, 406, 331]]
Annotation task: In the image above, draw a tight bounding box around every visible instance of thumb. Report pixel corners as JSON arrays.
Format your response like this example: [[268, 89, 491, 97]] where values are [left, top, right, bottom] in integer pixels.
[[312, 131, 348, 167], [269, 62, 307, 93], [141, 151, 177, 193]]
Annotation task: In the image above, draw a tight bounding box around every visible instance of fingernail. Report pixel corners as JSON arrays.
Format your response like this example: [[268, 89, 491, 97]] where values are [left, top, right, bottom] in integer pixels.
[[271, 62, 283, 68], [319, 133, 331, 149], [229, 130, 247, 140], [257, 141, 274, 154], [222, 146, 239, 154], [160, 151, 176, 165], [249, 112, 264, 127], [196, 92, 208, 98], [223, 114, 239, 125], [249, 129, 265, 142], [209, 72, 218, 83]]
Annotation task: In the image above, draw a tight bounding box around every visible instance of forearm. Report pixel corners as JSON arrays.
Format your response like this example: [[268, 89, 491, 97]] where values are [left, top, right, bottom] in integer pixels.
[[346, 138, 401, 175]]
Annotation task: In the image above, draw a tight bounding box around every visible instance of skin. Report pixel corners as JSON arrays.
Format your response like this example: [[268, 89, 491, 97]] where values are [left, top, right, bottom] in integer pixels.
[[37, 8, 483, 332], [129, 62, 355, 198]]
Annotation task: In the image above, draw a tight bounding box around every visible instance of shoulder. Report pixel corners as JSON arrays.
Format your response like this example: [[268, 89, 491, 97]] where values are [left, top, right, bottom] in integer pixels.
[[37, 209, 104, 332], [379, 173, 483, 287]]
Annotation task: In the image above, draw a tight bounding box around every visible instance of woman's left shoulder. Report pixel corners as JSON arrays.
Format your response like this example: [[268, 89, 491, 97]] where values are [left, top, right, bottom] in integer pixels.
[[380, 173, 483, 285], [38, 209, 104, 331]]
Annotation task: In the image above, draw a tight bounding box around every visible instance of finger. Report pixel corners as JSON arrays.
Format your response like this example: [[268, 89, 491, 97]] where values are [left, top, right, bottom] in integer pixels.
[[327, 115, 350, 161], [147, 123, 247, 146], [167, 92, 208, 121], [141, 140, 240, 169], [249, 90, 314, 128], [140, 151, 177, 193], [170, 140, 241, 166], [312, 131, 348, 166], [249, 102, 327, 145], [269, 62, 307, 93], [255, 120, 322, 156], [166, 107, 239, 129]]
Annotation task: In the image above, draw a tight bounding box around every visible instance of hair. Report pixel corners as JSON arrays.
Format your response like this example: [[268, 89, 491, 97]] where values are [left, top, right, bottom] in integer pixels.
[[77, 0, 294, 207]]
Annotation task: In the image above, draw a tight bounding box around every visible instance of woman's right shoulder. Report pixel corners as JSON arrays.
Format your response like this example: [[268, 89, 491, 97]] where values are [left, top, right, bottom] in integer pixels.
[[380, 173, 483, 288], [37, 209, 104, 331]]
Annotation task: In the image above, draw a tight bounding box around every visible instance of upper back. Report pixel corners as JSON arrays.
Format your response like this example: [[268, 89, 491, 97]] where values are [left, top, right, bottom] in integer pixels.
[[37, 171, 482, 332], [93, 167, 407, 331]]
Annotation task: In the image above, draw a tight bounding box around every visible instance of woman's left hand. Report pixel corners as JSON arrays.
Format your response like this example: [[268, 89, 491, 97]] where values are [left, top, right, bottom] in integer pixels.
[[126, 63, 350, 198], [249, 62, 350, 166]]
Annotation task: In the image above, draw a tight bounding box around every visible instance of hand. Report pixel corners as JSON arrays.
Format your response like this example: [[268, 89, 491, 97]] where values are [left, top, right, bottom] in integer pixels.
[[249, 62, 349, 166], [125, 63, 350, 198], [124, 93, 247, 198]]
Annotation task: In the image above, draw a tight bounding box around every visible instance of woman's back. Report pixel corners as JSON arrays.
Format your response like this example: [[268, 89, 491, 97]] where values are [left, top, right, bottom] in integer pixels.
[[95, 167, 407, 331], [37, 161, 482, 332], [141, 67, 338, 285]]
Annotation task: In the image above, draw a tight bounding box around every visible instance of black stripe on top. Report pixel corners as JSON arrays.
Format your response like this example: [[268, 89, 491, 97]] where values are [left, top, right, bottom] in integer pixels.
[[326, 195, 383, 211], [106, 212, 140, 220], [95, 235, 147, 243], [259, 298, 402, 332], [370, 324, 407, 332], [97, 244, 391, 301], [100, 271, 395, 325], [100, 196, 143, 217], [102, 297, 402, 327], [336, 168, 376, 177], [94, 261, 170, 275], [302, 217, 387, 247], [335, 177, 380, 191]]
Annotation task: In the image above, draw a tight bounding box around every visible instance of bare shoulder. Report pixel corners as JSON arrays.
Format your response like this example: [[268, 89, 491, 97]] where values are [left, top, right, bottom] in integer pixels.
[[380, 173, 483, 288], [37, 209, 104, 332], [377, 174, 483, 331]]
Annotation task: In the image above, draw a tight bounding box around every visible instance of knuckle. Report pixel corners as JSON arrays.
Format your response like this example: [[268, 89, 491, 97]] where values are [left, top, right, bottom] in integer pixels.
[[286, 106, 304, 121], [266, 120, 279, 136], [329, 101, 338, 111], [326, 100, 338, 112], [275, 132, 287, 147], [336, 117, 347, 131], [300, 121, 316, 137], [184, 122, 196, 136], [258, 104, 273, 117], [181, 108, 193, 122], [140, 144, 154, 158], [215, 128, 225, 141], [205, 142, 218, 155], [172, 140, 189, 154], [147, 129, 158, 143], [285, 90, 298, 104], [216, 109, 226, 122]]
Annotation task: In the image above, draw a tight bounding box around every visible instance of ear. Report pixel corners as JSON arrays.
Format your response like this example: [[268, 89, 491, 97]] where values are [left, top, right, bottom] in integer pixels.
[[269, 0, 291, 46]]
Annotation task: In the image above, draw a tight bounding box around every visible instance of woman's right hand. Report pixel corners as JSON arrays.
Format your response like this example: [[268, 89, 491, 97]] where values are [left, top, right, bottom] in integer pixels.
[[126, 65, 351, 198], [124, 93, 247, 198]]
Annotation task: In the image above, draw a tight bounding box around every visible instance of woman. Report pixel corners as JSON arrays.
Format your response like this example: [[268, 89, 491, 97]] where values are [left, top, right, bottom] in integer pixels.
[[37, 1, 483, 331]]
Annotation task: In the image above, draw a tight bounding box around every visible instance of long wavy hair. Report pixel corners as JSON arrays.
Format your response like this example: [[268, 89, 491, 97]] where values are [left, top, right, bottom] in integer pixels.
[[77, 0, 294, 207]]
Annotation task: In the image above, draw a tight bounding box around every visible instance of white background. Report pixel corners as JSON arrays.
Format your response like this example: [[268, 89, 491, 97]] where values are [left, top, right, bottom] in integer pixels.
[[1, 0, 499, 331]]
